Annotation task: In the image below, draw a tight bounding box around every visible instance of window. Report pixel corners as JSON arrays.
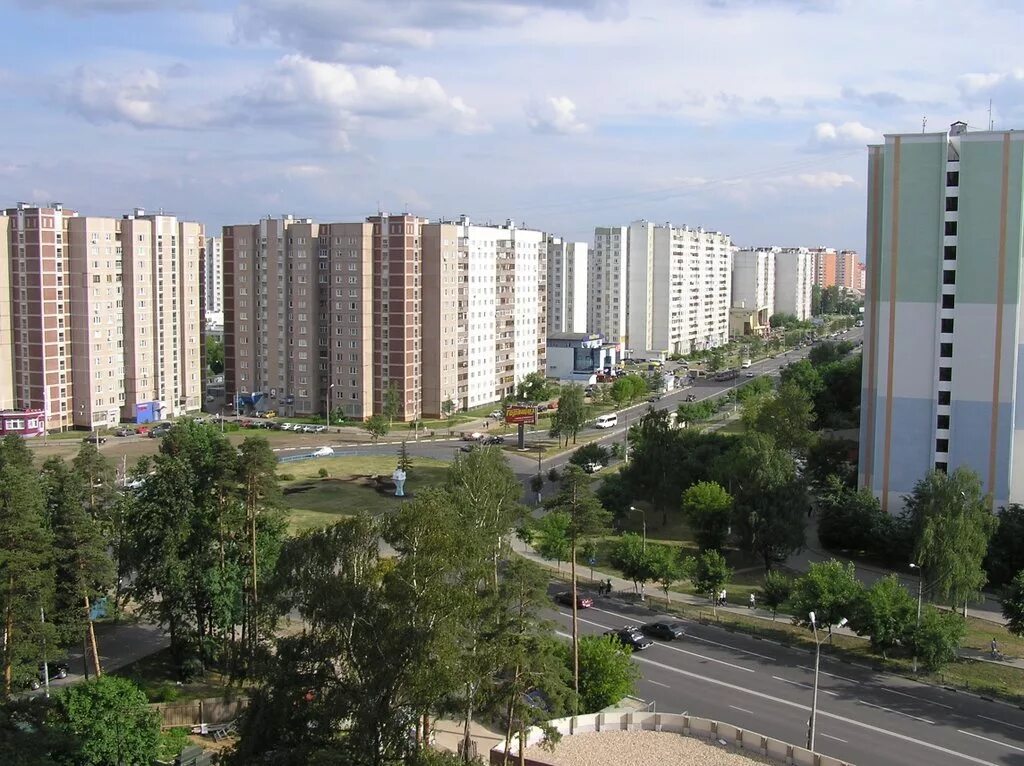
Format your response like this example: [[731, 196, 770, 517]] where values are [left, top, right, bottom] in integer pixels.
[[943, 270, 956, 285], [938, 390, 951, 405], [937, 414, 950, 429], [945, 221, 957, 236], [940, 342, 953, 358], [946, 171, 959, 187], [941, 318, 954, 333], [946, 197, 959, 212], [936, 438, 949, 453], [942, 294, 955, 309], [935, 461, 948, 474], [939, 367, 952, 382]]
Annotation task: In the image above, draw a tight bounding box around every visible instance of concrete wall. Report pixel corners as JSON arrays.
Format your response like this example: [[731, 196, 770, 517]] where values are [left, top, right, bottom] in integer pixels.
[[489, 711, 855, 766]]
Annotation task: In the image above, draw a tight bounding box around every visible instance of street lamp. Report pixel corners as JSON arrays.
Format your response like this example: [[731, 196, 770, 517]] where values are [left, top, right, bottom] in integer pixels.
[[630, 505, 646, 551], [327, 384, 335, 430], [909, 563, 924, 673], [806, 611, 847, 752]]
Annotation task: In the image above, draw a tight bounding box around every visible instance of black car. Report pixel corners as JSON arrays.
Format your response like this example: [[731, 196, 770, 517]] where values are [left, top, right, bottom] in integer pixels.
[[604, 626, 653, 651], [484, 435, 505, 445], [82, 435, 106, 445], [647, 395, 661, 403], [554, 591, 593, 609], [459, 444, 477, 453], [28, 662, 69, 690], [642, 621, 686, 640]]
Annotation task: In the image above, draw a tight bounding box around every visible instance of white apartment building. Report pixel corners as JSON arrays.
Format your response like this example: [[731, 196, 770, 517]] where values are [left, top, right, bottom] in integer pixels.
[[624, 220, 733, 358], [546, 236, 588, 334], [589, 226, 629, 345], [732, 248, 776, 326], [204, 235, 223, 317], [774, 247, 814, 320]]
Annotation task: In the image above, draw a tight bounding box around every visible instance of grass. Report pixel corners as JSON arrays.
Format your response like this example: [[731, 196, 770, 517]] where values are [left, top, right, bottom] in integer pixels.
[[280, 455, 450, 532], [112, 647, 242, 704]]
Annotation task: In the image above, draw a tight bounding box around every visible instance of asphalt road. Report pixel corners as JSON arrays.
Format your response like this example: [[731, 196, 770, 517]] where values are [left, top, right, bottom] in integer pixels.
[[548, 593, 1024, 766]]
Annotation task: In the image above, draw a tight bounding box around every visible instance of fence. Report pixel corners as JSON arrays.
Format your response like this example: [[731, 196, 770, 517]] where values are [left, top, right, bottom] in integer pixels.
[[488, 711, 855, 766], [150, 696, 249, 729]]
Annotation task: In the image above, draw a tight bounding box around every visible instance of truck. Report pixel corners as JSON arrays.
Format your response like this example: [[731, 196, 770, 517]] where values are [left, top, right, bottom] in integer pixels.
[[714, 369, 739, 382]]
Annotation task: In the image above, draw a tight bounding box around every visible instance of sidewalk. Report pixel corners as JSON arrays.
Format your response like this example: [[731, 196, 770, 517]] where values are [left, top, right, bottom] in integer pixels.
[[510, 538, 1024, 671]]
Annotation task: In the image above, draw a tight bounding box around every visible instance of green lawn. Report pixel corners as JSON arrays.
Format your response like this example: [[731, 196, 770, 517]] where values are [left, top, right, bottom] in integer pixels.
[[112, 647, 242, 703], [280, 455, 450, 532]]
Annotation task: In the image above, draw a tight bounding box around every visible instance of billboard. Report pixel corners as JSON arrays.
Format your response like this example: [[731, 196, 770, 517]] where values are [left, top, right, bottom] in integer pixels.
[[504, 404, 537, 425]]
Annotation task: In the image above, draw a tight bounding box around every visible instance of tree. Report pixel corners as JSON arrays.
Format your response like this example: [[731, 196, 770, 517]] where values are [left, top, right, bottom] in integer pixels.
[[362, 414, 389, 442], [205, 335, 225, 376], [725, 433, 808, 571], [568, 443, 610, 470], [909, 605, 966, 672], [691, 549, 732, 602], [568, 635, 638, 713], [0, 443, 55, 695], [442, 398, 456, 421], [817, 478, 888, 554], [609, 375, 646, 406], [516, 372, 553, 404], [778, 359, 823, 400], [681, 481, 733, 551], [532, 512, 571, 568], [850, 575, 916, 657], [986, 505, 1024, 589], [609, 534, 658, 595], [808, 341, 843, 367], [382, 383, 401, 426], [397, 441, 413, 477], [769, 312, 801, 329], [649, 544, 684, 602], [906, 468, 998, 613], [549, 384, 588, 446], [761, 570, 792, 621], [811, 284, 822, 316], [1001, 570, 1024, 637], [814, 356, 862, 429], [0, 695, 80, 766], [748, 381, 816, 455], [595, 472, 633, 526], [545, 466, 611, 710], [53, 676, 161, 766], [790, 560, 862, 636], [805, 438, 857, 494]]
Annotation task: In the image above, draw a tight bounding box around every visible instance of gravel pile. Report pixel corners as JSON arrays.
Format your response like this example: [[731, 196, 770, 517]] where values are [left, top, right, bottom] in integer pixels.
[[523, 730, 776, 766]]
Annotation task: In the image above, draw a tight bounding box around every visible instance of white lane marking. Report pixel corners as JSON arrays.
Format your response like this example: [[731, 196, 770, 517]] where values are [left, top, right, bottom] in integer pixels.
[[729, 705, 755, 715], [978, 714, 1024, 732], [646, 679, 671, 689], [773, 675, 838, 696], [958, 730, 1024, 754], [562, 612, 754, 674], [879, 687, 954, 710], [797, 666, 861, 685], [821, 733, 848, 743], [590, 605, 775, 661], [629, 654, 1001, 766], [857, 700, 934, 725]]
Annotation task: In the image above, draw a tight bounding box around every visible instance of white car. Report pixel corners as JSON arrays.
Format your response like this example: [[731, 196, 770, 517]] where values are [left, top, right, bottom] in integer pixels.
[[489, 410, 503, 419], [583, 461, 603, 474], [312, 446, 334, 457]]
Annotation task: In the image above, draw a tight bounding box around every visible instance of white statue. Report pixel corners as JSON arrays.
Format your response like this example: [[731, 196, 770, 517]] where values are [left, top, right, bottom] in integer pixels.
[[393, 467, 407, 497]]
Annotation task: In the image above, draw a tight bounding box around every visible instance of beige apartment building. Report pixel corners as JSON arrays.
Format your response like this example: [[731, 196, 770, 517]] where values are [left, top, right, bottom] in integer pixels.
[[2, 204, 203, 430], [0, 215, 13, 411]]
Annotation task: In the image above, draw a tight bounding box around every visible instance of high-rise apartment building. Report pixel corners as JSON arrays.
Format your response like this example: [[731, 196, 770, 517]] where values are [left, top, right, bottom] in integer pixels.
[[855, 262, 866, 292], [0, 215, 13, 410], [810, 247, 837, 289], [731, 248, 776, 328], [421, 217, 547, 416], [546, 236, 588, 334], [589, 226, 629, 345], [774, 248, 814, 320], [861, 122, 1024, 510], [624, 221, 732, 357], [836, 249, 860, 290], [205, 236, 223, 317], [3, 204, 204, 430]]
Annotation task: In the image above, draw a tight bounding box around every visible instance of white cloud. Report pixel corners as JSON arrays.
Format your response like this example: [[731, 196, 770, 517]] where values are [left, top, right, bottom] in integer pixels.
[[29, 0, 196, 12], [526, 96, 587, 134], [235, 55, 485, 142], [284, 164, 326, 179], [784, 171, 857, 190], [807, 121, 878, 151], [63, 67, 186, 129]]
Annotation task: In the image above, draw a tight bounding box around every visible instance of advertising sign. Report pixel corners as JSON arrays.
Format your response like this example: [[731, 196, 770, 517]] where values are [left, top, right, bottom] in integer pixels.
[[504, 405, 537, 425]]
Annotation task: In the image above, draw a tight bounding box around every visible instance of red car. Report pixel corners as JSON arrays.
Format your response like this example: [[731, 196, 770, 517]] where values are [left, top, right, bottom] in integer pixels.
[[555, 592, 593, 609]]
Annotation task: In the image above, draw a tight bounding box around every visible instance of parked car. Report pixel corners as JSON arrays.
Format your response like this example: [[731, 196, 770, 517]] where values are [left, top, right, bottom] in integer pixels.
[[554, 591, 593, 609], [113, 428, 132, 437], [489, 410, 503, 419], [641, 621, 686, 640], [28, 662, 69, 690], [82, 435, 106, 445], [582, 461, 603, 474], [604, 626, 654, 651]]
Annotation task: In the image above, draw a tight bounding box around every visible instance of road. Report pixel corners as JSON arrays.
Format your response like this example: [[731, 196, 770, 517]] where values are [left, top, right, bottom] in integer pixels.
[[549, 593, 1024, 766]]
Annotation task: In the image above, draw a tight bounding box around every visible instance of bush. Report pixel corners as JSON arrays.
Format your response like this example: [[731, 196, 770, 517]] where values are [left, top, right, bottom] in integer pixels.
[[547, 467, 561, 482], [910, 606, 966, 672], [317, 467, 329, 478], [569, 635, 639, 712], [157, 728, 190, 761], [569, 443, 610, 469], [277, 473, 295, 482]]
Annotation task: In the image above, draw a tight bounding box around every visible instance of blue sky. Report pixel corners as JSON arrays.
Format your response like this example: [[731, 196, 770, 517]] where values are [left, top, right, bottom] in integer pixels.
[[3, 0, 1022, 252]]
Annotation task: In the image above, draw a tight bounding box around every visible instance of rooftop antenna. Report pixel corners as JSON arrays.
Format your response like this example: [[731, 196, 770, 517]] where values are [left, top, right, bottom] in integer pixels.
[[921, 116, 927, 133], [989, 100, 994, 131]]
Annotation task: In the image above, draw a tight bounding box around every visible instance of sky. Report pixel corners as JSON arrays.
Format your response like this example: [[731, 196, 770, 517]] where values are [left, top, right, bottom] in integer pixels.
[[2, 0, 1022, 253]]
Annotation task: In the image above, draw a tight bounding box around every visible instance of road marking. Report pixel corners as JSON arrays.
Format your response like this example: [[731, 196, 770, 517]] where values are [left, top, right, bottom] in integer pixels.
[[857, 700, 934, 725], [628, 655, 1001, 766], [958, 730, 1024, 753], [797, 666, 860, 685], [977, 714, 1024, 732], [646, 679, 671, 689], [729, 705, 754, 715], [773, 675, 838, 696], [820, 733, 848, 743], [878, 687, 954, 710], [590, 605, 776, 661]]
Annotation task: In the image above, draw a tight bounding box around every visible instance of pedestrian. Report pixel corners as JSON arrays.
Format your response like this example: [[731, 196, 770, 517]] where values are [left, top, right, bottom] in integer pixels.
[[749, 593, 756, 610], [606, 578, 613, 596], [991, 637, 1000, 659]]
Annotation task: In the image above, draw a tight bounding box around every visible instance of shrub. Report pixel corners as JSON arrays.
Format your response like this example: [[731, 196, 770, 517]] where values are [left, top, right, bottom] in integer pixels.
[[317, 467, 329, 478], [277, 473, 295, 482], [547, 467, 561, 482]]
